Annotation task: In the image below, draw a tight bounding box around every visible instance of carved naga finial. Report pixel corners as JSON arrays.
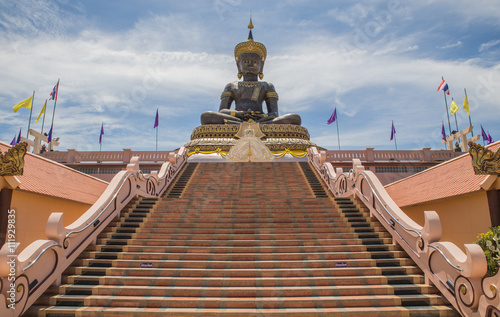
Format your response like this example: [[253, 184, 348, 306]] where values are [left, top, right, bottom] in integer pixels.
[[0, 142, 28, 176], [468, 141, 500, 175]]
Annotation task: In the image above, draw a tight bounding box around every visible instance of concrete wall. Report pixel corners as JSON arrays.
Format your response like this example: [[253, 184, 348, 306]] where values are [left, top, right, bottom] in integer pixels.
[[401, 191, 491, 251], [9, 190, 92, 250]]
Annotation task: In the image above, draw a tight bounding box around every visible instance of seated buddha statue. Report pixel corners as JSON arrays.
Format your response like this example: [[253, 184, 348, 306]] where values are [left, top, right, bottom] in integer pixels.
[[200, 20, 301, 126]]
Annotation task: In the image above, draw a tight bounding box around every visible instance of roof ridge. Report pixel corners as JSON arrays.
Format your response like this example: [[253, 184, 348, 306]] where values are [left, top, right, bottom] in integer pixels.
[[0, 141, 109, 185], [385, 141, 500, 188]]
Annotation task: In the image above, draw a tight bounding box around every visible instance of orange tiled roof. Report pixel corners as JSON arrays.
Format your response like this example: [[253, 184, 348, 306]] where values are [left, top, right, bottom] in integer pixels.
[[385, 141, 499, 207], [1, 142, 108, 205]]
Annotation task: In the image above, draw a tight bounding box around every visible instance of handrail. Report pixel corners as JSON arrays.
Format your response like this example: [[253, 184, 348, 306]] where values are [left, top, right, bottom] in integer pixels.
[[65, 173, 133, 240], [307, 147, 494, 317], [358, 173, 422, 239], [428, 244, 463, 272], [0, 148, 189, 317], [23, 243, 62, 271]]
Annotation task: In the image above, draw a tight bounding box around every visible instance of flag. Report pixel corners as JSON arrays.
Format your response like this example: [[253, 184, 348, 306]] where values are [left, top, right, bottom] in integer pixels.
[[441, 123, 446, 141], [16, 128, 22, 144], [463, 90, 470, 116], [99, 123, 104, 144], [390, 121, 396, 141], [450, 98, 459, 114], [12, 96, 33, 113], [47, 124, 53, 143], [154, 109, 159, 128], [437, 79, 450, 95], [481, 125, 488, 142], [327, 108, 337, 125], [10, 136, 16, 146], [35, 100, 47, 123], [49, 80, 59, 101], [488, 133, 494, 145]]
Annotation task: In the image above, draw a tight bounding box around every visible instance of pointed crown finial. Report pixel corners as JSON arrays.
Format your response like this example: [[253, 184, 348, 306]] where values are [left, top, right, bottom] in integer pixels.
[[234, 18, 266, 62]]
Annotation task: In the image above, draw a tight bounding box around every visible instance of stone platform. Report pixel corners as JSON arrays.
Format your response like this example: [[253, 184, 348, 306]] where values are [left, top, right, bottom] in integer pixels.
[[184, 123, 318, 159]]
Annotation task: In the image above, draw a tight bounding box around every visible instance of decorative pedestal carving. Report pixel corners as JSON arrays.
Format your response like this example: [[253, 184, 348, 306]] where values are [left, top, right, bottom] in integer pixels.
[[226, 123, 274, 162], [185, 123, 318, 159]]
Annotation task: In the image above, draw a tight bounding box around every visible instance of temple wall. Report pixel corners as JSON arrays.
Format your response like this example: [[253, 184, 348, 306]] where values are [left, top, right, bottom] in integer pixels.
[[8, 190, 92, 250], [401, 191, 491, 251]]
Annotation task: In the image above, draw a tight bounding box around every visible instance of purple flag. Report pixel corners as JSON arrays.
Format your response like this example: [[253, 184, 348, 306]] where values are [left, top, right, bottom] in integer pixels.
[[441, 123, 446, 141], [390, 121, 396, 141], [10, 135, 16, 146], [154, 109, 159, 128], [327, 108, 337, 125], [481, 125, 488, 142], [487, 133, 494, 145], [99, 123, 104, 144], [16, 128, 22, 144], [47, 124, 53, 143]]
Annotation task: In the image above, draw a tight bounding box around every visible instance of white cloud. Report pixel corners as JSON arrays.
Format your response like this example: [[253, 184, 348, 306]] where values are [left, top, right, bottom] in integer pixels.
[[479, 39, 500, 52], [1, 1, 499, 152], [439, 41, 462, 49]]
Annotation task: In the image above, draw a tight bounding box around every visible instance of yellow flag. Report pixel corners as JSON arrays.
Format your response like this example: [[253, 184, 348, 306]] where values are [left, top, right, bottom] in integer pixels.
[[35, 100, 47, 123], [450, 99, 459, 114], [463, 90, 470, 116], [12, 96, 33, 113]]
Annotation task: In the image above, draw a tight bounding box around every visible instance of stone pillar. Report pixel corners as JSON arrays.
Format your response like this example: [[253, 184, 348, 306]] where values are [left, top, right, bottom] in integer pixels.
[[123, 149, 133, 163], [67, 149, 78, 163], [365, 148, 374, 163], [421, 148, 431, 162]]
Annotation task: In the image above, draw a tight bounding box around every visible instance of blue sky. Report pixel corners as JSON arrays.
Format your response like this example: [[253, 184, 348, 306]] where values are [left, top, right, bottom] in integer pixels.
[[0, 0, 499, 152]]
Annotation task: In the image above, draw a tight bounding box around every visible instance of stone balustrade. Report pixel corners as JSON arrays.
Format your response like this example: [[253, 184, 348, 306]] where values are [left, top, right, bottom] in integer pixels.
[[325, 148, 463, 162], [43, 149, 175, 164]]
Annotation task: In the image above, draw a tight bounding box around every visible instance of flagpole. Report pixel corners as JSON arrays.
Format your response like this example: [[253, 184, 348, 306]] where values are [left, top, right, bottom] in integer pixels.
[[453, 113, 459, 132], [442, 77, 452, 135], [394, 132, 398, 151], [50, 79, 60, 139], [41, 99, 47, 134], [26, 90, 35, 138], [156, 125, 158, 152], [442, 121, 447, 150], [335, 116, 340, 151]]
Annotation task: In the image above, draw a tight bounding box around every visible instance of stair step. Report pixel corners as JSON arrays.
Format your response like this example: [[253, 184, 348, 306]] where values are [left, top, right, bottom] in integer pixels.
[[63, 274, 428, 287], [51, 283, 441, 297], [27, 162, 458, 316], [27, 305, 460, 316]]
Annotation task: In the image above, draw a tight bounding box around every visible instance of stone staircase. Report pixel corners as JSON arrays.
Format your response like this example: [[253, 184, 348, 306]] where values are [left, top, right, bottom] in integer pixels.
[[26, 162, 459, 316]]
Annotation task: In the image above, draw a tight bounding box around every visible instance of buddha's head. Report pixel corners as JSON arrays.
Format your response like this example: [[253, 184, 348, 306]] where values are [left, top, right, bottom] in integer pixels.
[[234, 18, 266, 80]]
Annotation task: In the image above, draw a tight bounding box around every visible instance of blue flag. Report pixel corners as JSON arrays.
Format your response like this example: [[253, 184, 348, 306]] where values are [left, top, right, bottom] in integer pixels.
[[441, 123, 446, 141]]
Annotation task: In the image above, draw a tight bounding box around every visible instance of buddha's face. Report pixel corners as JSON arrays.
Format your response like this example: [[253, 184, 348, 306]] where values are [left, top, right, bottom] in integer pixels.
[[238, 53, 262, 76]]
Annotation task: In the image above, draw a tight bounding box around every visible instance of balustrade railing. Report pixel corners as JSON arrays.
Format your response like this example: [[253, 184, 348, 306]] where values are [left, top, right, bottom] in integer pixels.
[[43, 149, 176, 164], [309, 147, 499, 317], [0, 148, 188, 316], [325, 148, 462, 162]]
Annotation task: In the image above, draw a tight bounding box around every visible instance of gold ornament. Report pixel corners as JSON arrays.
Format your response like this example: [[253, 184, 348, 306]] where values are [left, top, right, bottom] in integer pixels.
[[234, 18, 267, 62]]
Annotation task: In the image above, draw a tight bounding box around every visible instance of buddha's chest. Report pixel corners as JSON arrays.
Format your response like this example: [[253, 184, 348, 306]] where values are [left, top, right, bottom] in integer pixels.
[[231, 82, 268, 102]]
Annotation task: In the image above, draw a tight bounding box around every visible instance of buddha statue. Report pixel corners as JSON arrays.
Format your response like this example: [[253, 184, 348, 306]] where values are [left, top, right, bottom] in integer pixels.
[[200, 19, 301, 126]]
